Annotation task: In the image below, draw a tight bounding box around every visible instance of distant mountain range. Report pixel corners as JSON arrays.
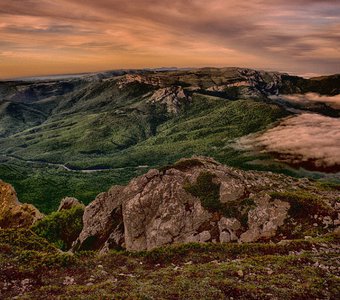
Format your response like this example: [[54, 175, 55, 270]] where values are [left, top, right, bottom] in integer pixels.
[[0, 67, 339, 212]]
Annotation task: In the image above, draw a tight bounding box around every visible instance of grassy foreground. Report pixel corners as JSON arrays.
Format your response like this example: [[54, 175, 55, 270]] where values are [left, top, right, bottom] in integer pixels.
[[0, 229, 339, 299]]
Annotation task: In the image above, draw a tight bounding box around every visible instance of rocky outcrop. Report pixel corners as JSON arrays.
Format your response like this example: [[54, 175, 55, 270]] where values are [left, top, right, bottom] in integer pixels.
[[0, 180, 43, 228], [115, 68, 292, 99], [72, 186, 124, 251], [72, 156, 339, 252], [237, 68, 284, 95], [0, 180, 20, 215], [117, 74, 162, 89], [148, 86, 191, 114], [122, 168, 211, 250], [218, 217, 241, 243], [58, 197, 84, 212], [240, 194, 290, 242]]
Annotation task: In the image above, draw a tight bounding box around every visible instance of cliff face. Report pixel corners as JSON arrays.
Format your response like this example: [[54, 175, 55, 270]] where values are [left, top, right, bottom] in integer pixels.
[[73, 157, 339, 252], [0, 180, 43, 228]]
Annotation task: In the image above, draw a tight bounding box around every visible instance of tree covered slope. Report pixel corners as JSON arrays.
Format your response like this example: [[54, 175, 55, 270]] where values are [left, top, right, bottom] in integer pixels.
[[0, 68, 338, 212]]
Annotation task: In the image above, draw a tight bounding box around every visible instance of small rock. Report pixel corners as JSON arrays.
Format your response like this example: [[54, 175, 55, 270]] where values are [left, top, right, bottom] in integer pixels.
[[58, 197, 84, 211], [21, 279, 30, 286], [118, 273, 136, 278], [199, 231, 211, 243], [237, 270, 244, 277], [210, 260, 219, 264], [63, 276, 75, 286], [220, 231, 231, 243]]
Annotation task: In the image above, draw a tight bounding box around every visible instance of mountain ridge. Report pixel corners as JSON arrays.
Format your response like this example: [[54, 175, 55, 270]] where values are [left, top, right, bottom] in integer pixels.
[[0, 67, 339, 212]]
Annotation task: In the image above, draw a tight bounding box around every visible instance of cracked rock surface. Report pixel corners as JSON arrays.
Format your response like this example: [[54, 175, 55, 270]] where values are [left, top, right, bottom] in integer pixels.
[[73, 156, 339, 252]]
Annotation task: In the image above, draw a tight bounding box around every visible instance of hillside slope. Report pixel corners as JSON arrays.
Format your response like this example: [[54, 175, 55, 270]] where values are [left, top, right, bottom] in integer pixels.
[[0, 68, 339, 212]]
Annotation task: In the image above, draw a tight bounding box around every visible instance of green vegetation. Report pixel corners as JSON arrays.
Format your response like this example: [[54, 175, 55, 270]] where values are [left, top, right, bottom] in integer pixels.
[[0, 229, 78, 291], [160, 158, 205, 172], [1, 70, 338, 213], [1, 229, 338, 299], [133, 238, 320, 264], [184, 171, 255, 224], [184, 171, 222, 212], [0, 159, 144, 213], [0, 94, 288, 213], [31, 206, 84, 250], [270, 190, 337, 238], [270, 190, 335, 219], [316, 181, 340, 191], [0, 229, 56, 252]]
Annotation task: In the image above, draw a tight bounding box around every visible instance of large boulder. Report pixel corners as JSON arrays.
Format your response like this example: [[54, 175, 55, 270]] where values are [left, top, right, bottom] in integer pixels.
[[122, 168, 211, 251], [0, 180, 43, 228], [120, 157, 297, 251], [72, 156, 339, 252]]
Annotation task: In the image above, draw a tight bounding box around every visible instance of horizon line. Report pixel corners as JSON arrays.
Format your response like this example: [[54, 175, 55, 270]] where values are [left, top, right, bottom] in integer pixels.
[[0, 66, 337, 82]]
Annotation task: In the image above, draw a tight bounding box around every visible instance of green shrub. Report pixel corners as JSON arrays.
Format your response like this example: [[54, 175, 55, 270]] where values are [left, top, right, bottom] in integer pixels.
[[270, 191, 334, 219], [17, 249, 71, 265], [173, 158, 205, 170], [316, 181, 340, 191], [31, 206, 84, 251], [184, 172, 256, 226], [0, 228, 56, 252], [159, 158, 205, 172], [184, 171, 222, 212]]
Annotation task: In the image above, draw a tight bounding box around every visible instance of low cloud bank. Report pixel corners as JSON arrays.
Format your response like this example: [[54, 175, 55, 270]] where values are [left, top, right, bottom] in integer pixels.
[[270, 93, 340, 109], [239, 113, 340, 171]]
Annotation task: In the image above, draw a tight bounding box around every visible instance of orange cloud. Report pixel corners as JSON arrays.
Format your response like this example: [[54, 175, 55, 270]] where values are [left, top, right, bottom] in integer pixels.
[[0, 0, 339, 78]]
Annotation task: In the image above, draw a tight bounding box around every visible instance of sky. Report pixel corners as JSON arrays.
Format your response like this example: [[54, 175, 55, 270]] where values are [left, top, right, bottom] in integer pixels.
[[0, 0, 339, 79]]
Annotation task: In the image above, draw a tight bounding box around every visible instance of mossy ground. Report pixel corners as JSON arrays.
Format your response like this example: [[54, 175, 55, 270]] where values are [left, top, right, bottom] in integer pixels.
[[31, 205, 84, 250], [1, 229, 339, 299], [270, 190, 335, 219], [269, 190, 337, 240]]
